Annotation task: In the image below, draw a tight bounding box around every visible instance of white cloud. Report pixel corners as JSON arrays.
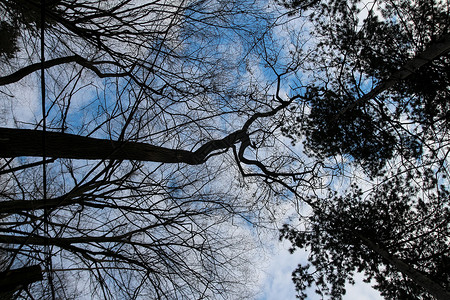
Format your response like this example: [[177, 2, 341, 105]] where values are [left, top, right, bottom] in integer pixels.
[[257, 240, 306, 300], [256, 240, 383, 300], [345, 274, 383, 300], [0, 75, 40, 127]]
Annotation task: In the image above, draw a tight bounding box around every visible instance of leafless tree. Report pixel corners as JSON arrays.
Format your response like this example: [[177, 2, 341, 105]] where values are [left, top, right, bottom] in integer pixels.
[[0, 1, 321, 299]]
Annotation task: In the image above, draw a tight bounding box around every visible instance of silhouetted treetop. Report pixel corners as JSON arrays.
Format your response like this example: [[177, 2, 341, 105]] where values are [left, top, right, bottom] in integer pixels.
[[281, 173, 450, 299], [279, 0, 450, 174]]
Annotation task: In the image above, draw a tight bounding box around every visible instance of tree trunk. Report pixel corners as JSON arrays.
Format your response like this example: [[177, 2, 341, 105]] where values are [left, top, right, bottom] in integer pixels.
[[0, 128, 197, 164], [334, 33, 450, 120], [0, 127, 247, 164], [358, 234, 450, 300], [0, 265, 43, 293]]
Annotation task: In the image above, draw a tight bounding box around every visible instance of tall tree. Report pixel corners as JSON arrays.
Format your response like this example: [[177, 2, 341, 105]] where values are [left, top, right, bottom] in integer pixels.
[[0, 1, 313, 299], [275, 0, 450, 298], [278, 0, 450, 176]]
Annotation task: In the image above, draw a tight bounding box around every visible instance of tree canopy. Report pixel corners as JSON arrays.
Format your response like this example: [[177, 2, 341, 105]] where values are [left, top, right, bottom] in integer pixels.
[[279, 0, 450, 175], [1, 0, 449, 299], [281, 172, 450, 299], [277, 0, 450, 298]]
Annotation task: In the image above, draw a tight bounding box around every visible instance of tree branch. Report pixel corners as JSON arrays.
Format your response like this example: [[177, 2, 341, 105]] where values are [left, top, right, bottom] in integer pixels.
[[0, 127, 246, 165], [0, 55, 129, 86]]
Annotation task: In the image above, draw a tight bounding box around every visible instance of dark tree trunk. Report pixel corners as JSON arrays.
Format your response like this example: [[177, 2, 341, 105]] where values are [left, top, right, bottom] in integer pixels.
[[0, 265, 43, 293], [0, 127, 247, 164], [0, 128, 198, 163], [358, 234, 450, 300], [334, 33, 450, 120]]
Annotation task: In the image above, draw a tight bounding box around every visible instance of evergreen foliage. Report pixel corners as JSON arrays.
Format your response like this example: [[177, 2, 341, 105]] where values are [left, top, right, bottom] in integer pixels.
[[281, 173, 450, 299], [279, 0, 450, 298], [280, 0, 450, 174]]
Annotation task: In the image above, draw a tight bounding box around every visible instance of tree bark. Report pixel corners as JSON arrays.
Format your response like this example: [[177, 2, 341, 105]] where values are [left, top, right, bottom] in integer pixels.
[[0, 265, 43, 293], [0, 234, 125, 245], [0, 55, 130, 86]]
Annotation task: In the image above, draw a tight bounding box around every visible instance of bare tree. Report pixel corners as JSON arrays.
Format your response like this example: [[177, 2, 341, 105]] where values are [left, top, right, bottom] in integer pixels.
[[0, 1, 305, 299], [0, 0, 324, 299]]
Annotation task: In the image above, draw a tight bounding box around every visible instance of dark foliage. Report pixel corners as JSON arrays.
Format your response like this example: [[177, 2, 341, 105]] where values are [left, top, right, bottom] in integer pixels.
[[0, 0, 63, 59], [0, 21, 18, 58], [280, 173, 450, 299], [280, 0, 450, 174], [301, 88, 397, 176]]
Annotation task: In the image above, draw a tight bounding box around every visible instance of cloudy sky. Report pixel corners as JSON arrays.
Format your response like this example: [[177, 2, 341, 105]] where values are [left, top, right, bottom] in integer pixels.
[[258, 240, 383, 300], [2, 1, 428, 299]]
